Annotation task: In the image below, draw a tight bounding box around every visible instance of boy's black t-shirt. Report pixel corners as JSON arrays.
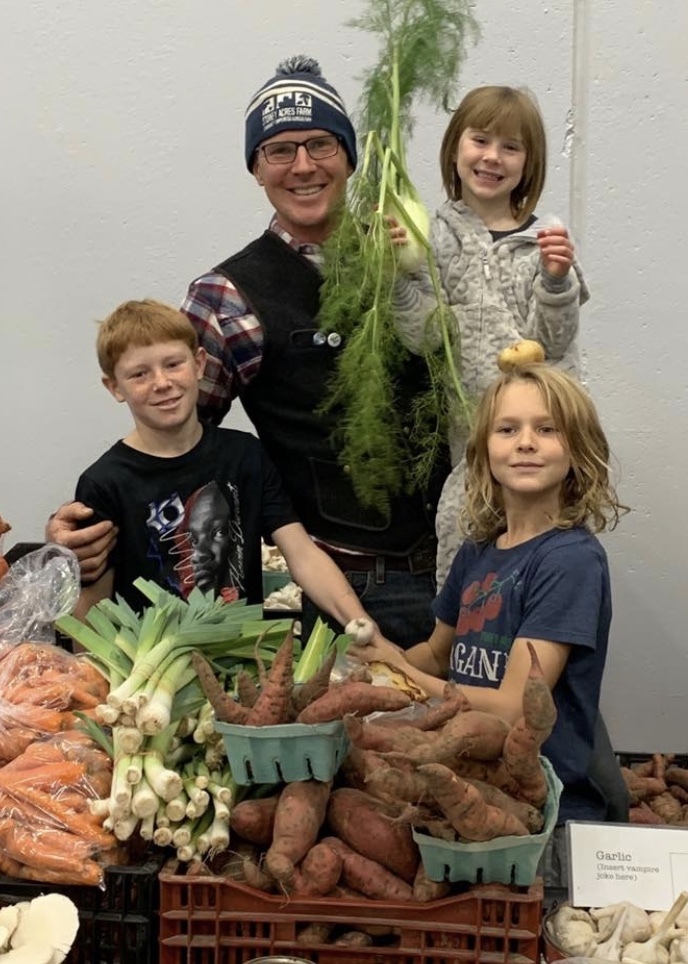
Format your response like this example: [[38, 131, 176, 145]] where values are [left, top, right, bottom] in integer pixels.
[[75, 424, 298, 612]]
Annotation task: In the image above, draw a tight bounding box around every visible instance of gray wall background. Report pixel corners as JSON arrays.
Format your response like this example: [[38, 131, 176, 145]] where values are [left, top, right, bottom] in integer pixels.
[[2, 1, 686, 752]]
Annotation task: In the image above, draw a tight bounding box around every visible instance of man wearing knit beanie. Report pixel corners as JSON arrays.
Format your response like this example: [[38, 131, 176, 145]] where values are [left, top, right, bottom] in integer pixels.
[[52, 55, 443, 651]]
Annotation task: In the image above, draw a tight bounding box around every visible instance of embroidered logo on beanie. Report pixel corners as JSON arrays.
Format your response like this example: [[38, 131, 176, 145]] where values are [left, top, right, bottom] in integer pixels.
[[245, 55, 357, 171]]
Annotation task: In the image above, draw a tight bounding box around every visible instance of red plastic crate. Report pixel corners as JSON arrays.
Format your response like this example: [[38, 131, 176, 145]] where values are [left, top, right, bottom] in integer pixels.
[[159, 860, 543, 964]]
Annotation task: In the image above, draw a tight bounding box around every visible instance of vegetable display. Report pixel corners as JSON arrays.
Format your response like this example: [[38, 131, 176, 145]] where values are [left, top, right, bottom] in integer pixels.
[[318, 0, 478, 512]]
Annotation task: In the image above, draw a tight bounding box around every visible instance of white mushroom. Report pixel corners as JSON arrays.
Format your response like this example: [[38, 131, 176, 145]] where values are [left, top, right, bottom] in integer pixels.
[[6, 893, 79, 964], [0, 939, 56, 963]]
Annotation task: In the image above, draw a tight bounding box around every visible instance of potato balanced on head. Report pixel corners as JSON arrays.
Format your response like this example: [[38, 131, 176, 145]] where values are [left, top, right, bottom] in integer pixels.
[[497, 340, 545, 373]]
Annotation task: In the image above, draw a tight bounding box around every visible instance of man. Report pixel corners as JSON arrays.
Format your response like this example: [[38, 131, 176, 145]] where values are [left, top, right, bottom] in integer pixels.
[[47, 56, 447, 646]]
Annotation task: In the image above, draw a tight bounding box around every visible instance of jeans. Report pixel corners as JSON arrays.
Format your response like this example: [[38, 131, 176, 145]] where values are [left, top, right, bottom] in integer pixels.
[[301, 568, 437, 650]]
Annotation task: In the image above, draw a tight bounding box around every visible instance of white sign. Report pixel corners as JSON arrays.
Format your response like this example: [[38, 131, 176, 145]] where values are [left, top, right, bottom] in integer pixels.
[[567, 822, 688, 910]]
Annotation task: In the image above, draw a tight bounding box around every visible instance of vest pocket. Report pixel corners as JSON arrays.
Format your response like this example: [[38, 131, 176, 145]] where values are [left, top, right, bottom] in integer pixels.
[[309, 458, 391, 532]]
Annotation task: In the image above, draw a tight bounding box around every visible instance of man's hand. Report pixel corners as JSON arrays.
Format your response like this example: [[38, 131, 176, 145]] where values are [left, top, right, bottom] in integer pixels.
[[537, 226, 574, 279], [45, 502, 117, 582]]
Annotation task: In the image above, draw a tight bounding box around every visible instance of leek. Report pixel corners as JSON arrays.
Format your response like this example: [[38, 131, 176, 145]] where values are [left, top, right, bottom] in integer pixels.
[[318, 0, 479, 512]]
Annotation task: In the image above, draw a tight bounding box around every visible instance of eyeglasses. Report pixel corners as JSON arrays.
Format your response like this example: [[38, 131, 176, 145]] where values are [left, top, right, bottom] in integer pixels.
[[258, 134, 341, 165]]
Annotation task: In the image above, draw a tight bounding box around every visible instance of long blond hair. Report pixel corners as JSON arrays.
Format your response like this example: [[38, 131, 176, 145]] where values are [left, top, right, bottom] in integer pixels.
[[461, 364, 628, 542]]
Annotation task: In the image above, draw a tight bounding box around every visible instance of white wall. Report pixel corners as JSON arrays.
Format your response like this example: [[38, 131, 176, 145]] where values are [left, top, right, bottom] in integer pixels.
[[2, 0, 686, 751]]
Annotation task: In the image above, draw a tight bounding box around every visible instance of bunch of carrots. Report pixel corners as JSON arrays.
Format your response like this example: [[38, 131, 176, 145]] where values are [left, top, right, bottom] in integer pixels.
[[0, 642, 108, 763], [0, 729, 116, 886]]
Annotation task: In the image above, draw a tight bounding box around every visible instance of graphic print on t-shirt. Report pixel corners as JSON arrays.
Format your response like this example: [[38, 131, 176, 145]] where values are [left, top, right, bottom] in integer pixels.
[[449, 568, 518, 685], [146, 481, 245, 601]]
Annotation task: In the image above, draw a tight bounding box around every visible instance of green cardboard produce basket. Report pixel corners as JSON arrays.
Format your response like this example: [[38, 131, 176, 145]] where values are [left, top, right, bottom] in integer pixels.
[[214, 719, 349, 784], [413, 756, 562, 886]]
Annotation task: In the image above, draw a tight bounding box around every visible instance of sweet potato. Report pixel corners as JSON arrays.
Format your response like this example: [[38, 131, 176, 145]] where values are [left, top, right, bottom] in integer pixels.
[[413, 862, 451, 902], [246, 627, 295, 726], [229, 794, 280, 847], [630, 803, 665, 825], [191, 651, 249, 724], [394, 709, 510, 766], [242, 854, 277, 892], [502, 643, 557, 807], [418, 763, 530, 841], [235, 670, 259, 708], [343, 714, 433, 754], [326, 787, 419, 882], [413, 681, 472, 730], [334, 931, 374, 946], [288, 841, 342, 897], [666, 766, 688, 792], [620, 767, 667, 805], [265, 779, 331, 884], [291, 650, 337, 715], [296, 922, 335, 944], [339, 746, 389, 791], [322, 835, 414, 901], [364, 765, 433, 806], [296, 681, 411, 724], [465, 778, 544, 833]]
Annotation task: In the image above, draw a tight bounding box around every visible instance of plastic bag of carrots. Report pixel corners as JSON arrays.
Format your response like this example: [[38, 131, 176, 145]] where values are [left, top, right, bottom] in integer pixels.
[[0, 642, 108, 764], [0, 729, 117, 886], [0, 543, 80, 645]]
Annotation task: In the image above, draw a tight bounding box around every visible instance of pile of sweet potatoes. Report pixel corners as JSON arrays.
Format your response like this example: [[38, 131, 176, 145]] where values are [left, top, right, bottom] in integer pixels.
[[193, 628, 412, 727], [621, 753, 688, 825], [187, 640, 556, 944]]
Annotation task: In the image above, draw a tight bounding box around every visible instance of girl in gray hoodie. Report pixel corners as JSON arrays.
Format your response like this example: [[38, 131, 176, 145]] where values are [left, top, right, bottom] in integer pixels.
[[391, 85, 589, 584]]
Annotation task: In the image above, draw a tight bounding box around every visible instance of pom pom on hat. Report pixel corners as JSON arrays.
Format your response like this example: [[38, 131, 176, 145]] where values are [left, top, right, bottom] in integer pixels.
[[245, 55, 357, 170]]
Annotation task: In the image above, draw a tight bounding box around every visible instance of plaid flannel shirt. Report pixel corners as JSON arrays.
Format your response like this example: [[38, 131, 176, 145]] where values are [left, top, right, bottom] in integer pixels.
[[181, 218, 323, 424]]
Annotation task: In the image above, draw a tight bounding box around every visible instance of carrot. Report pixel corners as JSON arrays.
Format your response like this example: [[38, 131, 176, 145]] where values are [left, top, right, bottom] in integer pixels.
[[191, 651, 250, 724], [325, 787, 420, 882], [0, 824, 95, 874], [296, 681, 411, 724], [246, 627, 295, 727], [5, 785, 116, 847], [265, 779, 332, 885], [229, 794, 281, 847], [418, 763, 530, 841], [321, 836, 414, 901]]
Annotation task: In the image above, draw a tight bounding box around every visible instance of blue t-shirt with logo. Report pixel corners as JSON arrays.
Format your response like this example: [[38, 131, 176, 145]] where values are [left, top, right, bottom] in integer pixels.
[[433, 527, 612, 823]]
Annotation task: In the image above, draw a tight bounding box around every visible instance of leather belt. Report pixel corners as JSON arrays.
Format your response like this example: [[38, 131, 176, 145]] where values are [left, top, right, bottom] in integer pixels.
[[317, 537, 437, 577]]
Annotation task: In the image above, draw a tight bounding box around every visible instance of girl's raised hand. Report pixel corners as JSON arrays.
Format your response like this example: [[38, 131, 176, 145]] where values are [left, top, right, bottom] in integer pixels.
[[537, 226, 574, 278], [384, 213, 409, 248]]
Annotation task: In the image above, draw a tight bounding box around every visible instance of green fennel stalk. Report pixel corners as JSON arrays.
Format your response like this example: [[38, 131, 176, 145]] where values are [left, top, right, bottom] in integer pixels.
[[319, 0, 479, 513]]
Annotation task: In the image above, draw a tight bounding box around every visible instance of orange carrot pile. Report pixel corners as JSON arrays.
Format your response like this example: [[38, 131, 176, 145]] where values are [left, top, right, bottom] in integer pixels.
[[0, 729, 117, 885], [0, 642, 108, 763]]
